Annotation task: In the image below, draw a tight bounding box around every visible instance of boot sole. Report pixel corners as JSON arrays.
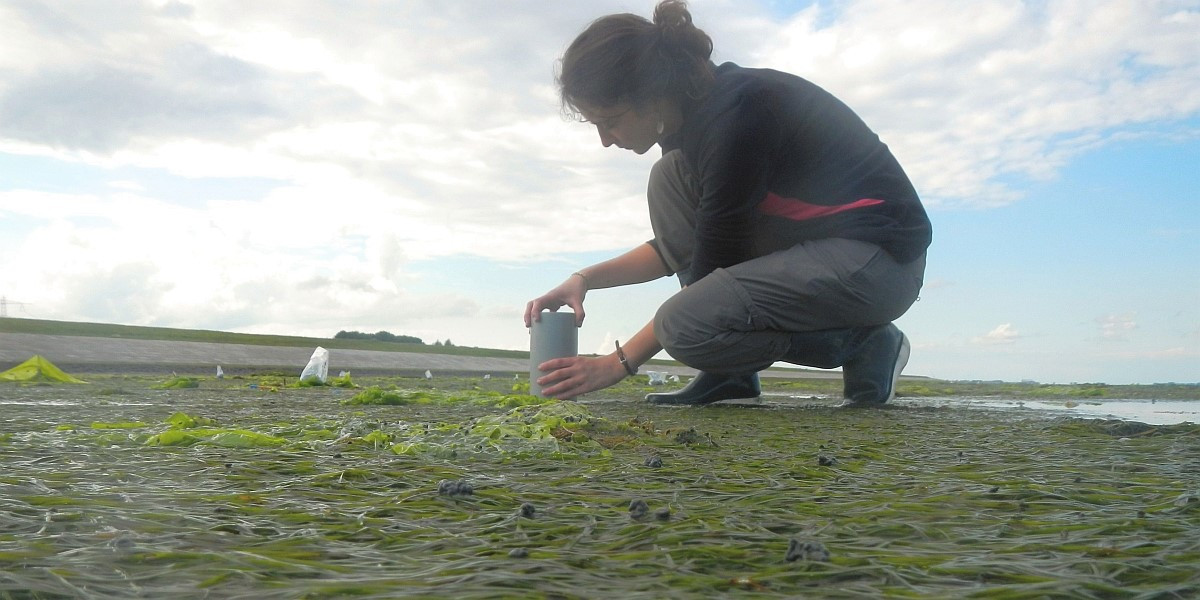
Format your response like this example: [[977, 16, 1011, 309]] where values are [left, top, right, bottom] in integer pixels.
[[645, 390, 761, 406], [887, 333, 911, 401]]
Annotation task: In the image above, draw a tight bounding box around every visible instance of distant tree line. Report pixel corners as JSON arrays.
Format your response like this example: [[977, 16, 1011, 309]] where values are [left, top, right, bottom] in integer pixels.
[[334, 330, 423, 344]]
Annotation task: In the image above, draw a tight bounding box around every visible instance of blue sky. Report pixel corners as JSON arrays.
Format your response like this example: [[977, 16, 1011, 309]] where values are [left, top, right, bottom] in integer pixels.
[[1, 0, 1197, 384]]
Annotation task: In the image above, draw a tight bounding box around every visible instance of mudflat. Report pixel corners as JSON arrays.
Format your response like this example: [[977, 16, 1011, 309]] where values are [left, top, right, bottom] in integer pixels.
[[1, 374, 1196, 598]]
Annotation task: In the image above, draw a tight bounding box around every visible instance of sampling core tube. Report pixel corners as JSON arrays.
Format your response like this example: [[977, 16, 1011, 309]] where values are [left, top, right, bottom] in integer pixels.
[[529, 310, 578, 397]]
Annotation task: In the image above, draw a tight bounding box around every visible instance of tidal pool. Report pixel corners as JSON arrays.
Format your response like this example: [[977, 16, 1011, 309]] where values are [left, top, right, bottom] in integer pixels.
[[1, 375, 1197, 598], [917, 397, 1200, 426]]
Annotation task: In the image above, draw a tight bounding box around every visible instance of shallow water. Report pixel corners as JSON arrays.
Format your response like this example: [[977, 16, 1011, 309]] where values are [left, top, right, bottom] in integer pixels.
[[763, 392, 1200, 425], [945, 396, 1200, 424], [926, 397, 1200, 425]]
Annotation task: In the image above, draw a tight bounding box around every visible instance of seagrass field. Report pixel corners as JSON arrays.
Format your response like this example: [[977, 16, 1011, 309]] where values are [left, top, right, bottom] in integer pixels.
[[1, 374, 1197, 599]]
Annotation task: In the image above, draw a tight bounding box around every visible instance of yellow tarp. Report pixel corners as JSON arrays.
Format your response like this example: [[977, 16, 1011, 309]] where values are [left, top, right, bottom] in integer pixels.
[[0, 355, 87, 384]]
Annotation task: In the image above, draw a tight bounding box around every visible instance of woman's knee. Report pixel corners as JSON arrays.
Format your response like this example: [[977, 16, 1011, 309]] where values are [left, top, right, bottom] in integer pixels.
[[655, 290, 789, 373], [653, 273, 751, 367], [653, 290, 709, 362]]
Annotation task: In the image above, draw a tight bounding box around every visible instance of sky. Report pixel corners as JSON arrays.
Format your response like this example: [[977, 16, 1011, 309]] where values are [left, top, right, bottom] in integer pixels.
[[1, 0, 1197, 385]]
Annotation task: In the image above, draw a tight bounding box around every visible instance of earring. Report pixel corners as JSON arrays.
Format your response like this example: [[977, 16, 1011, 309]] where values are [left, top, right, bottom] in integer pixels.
[[656, 118, 664, 135]]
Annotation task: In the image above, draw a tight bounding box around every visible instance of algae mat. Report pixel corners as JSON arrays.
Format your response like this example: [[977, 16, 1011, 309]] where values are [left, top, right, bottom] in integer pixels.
[[1, 376, 1198, 599], [0, 356, 85, 384]]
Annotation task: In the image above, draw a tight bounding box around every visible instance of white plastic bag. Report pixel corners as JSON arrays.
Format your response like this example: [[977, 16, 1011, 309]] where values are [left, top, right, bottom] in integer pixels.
[[647, 371, 667, 385], [300, 347, 329, 383]]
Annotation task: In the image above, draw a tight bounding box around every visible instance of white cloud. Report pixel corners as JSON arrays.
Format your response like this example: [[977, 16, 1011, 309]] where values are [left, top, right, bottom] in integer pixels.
[[5, 0, 1195, 260], [752, 0, 1200, 208], [106, 180, 145, 192], [973, 323, 1020, 344], [1096, 312, 1138, 340]]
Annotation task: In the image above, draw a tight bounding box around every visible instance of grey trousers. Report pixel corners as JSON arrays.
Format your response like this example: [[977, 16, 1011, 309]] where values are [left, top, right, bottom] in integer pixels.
[[647, 150, 926, 374]]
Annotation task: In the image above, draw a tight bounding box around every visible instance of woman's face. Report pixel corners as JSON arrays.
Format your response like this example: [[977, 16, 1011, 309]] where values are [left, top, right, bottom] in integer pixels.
[[577, 101, 662, 155]]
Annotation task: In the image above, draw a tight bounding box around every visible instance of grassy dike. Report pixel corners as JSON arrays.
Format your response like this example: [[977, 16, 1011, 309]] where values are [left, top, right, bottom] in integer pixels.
[[0, 316, 526, 358]]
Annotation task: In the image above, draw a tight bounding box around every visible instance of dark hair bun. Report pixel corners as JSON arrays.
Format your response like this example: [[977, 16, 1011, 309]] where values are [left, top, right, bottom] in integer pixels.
[[653, 0, 713, 63]]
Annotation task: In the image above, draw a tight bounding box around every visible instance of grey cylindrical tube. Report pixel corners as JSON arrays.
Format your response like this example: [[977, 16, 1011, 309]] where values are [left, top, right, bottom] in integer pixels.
[[529, 310, 578, 397]]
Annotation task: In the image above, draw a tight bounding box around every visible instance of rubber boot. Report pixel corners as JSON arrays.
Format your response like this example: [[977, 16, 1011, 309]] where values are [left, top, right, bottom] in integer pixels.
[[840, 324, 909, 407], [781, 325, 910, 407], [645, 371, 760, 405]]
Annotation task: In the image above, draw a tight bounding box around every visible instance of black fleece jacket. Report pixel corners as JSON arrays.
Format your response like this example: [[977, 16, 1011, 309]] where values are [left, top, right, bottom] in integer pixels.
[[657, 62, 932, 285]]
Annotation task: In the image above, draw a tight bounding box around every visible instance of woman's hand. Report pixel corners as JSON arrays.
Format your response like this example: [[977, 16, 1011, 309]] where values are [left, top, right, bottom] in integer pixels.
[[524, 273, 587, 327], [534, 354, 627, 400]]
